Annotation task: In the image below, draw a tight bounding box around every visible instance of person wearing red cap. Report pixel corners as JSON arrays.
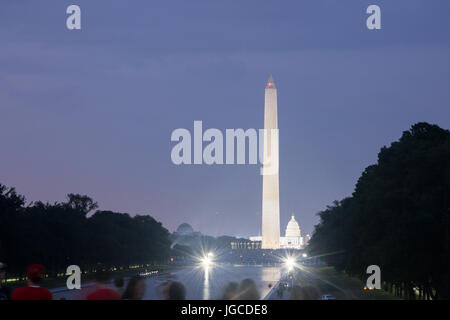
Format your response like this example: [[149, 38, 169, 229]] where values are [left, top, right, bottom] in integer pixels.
[[11, 264, 52, 300], [86, 267, 121, 300], [0, 262, 11, 300]]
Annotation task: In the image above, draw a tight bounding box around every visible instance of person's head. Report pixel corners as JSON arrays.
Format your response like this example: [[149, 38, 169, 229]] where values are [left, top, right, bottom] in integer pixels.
[[27, 264, 46, 285], [290, 285, 320, 300], [289, 285, 303, 300], [162, 281, 186, 300], [114, 277, 124, 289], [222, 282, 239, 300], [94, 266, 112, 285], [122, 276, 146, 300], [0, 262, 7, 282], [237, 278, 260, 300]]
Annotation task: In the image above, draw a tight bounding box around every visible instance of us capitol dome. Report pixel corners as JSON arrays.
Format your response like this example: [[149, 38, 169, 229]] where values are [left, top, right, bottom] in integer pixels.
[[282, 215, 303, 249], [285, 216, 301, 237], [249, 215, 304, 249], [175, 223, 194, 236]]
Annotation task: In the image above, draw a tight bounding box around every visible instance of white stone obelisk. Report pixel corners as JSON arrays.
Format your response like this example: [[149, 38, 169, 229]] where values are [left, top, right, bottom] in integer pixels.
[[261, 74, 280, 249]]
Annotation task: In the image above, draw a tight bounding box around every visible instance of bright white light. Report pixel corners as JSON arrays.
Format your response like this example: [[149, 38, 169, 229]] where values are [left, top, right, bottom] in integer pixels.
[[199, 251, 216, 268], [302, 253, 307, 258], [285, 257, 295, 269], [201, 257, 211, 267]]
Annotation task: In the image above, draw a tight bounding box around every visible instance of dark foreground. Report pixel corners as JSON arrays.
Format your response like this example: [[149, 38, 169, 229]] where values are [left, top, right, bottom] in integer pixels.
[[51, 264, 398, 300]]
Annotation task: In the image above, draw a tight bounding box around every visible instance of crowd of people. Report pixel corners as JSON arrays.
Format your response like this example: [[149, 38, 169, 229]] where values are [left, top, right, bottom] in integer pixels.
[[1, 263, 52, 300], [0, 261, 324, 300], [0, 262, 190, 300], [0, 262, 270, 300]]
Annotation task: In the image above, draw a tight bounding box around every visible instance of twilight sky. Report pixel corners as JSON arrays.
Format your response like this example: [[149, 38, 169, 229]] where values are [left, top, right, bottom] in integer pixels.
[[1, 0, 449, 237]]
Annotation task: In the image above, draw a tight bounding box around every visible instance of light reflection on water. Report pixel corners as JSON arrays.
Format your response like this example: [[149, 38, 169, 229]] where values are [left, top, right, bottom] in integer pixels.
[[203, 266, 210, 300], [262, 267, 281, 282], [196, 265, 281, 300], [52, 265, 282, 300]]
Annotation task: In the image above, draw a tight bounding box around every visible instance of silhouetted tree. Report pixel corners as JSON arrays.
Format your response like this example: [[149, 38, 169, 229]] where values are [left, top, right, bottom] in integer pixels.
[[0, 187, 171, 277], [309, 122, 450, 299]]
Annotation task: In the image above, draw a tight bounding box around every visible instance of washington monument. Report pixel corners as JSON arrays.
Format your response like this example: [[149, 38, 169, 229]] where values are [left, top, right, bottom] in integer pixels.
[[261, 74, 281, 249]]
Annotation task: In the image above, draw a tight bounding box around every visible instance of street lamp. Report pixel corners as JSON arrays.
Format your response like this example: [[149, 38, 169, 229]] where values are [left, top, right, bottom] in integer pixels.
[[201, 257, 211, 267], [201, 252, 215, 268], [284, 257, 295, 271]]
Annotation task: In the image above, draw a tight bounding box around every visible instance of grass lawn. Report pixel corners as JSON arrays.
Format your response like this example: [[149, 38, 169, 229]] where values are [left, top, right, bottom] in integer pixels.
[[297, 266, 399, 300]]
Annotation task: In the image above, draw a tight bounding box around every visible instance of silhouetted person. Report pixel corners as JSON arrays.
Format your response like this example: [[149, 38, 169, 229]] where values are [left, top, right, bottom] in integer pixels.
[[114, 277, 125, 295], [276, 283, 284, 298], [122, 275, 146, 300], [162, 281, 186, 300], [221, 282, 239, 300], [86, 267, 121, 300], [11, 264, 52, 300], [289, 285, 303, 300], [290, 285, 320, 300], [237, 278, 260, 300], [0, 262, 11, 300]]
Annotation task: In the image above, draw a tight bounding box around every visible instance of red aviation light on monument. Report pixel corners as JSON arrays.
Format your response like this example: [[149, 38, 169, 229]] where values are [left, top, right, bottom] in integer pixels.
[[266, 74, 276, 88]]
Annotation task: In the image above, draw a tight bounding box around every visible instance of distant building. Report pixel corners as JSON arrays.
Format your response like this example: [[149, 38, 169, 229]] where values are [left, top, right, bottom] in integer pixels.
[[174, 223, 195, 236], [283, 215, 302, 248], [230, 241, 262, 250], [303, 233, 311, 246], [170, 223, 203, 248], [250, 215, 303, 249]]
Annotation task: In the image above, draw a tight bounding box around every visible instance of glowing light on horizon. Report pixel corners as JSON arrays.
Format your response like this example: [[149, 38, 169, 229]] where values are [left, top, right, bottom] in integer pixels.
[[284, 256, 296, 271], [201, 256, 212, 267], [200, 252, 215, 268]]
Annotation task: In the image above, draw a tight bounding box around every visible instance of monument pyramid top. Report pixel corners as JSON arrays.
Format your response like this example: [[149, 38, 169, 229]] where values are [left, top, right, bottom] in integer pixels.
[[266, 74, 276, 89]]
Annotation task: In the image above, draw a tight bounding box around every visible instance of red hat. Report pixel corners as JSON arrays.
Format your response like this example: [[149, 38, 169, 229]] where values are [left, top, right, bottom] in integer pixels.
[[27, 264, 46, 282]]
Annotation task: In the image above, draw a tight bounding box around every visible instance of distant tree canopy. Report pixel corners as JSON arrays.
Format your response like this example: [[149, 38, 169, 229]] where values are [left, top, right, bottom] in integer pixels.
[[0, 188, 171, 276], [169, 231, 249, 260], [308, 122, 450, 299]]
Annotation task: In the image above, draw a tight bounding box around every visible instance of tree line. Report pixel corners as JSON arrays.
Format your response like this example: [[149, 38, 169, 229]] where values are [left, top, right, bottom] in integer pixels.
[[0, 189, 172, 277], [308, 122, 450, 299]]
